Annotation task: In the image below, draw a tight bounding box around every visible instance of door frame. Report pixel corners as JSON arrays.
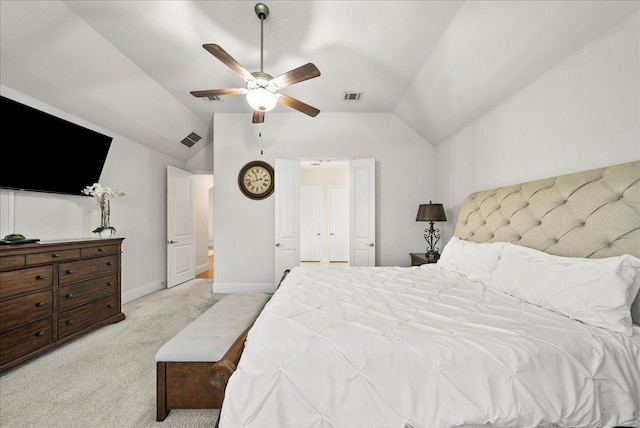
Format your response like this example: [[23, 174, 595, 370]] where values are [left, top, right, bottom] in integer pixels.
[[275, 158, 375, 281]]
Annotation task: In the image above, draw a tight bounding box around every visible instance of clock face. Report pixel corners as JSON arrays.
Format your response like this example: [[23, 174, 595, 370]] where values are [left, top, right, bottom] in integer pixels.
[[238, 160, 274, 199]]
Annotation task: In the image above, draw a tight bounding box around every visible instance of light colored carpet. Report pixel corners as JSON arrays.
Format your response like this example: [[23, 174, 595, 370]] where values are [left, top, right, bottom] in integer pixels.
[[0, 278, 225, 428]]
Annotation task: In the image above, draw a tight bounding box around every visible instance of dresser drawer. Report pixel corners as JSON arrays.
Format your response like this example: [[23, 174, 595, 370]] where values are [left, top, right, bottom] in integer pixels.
[[0, 255, 26, 270], [0, 317, 53, 366], [0, 290, 53, 332], [26, 249, 80, 265], [58, 294, 119, 340], [0, 265, 53, 299], [58, 255, 118, 286], [81, 245, 120, 258], [58, 274, 118, 312]]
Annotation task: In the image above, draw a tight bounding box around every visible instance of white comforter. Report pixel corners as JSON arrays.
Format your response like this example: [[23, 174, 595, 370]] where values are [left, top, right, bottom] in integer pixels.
[[219, 265, 640, 428]]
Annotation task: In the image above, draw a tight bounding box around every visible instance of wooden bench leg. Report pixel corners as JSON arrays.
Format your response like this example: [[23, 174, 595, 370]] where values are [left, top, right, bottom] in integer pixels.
[[157, 362, 170, 421]]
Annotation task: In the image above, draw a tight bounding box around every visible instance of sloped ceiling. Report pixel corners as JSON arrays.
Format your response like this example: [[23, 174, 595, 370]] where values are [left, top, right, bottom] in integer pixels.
[[1, 1, 638, 162]]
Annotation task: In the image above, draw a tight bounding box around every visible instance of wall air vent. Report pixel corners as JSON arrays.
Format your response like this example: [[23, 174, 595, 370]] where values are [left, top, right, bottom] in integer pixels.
[[180, 131, 201, 148], [343, 92, 363, 101]]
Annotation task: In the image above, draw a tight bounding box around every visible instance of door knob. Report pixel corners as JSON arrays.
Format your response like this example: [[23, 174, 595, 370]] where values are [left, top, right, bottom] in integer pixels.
[[275, 243, 281, 247], [316, 233, 321, 236], [330, 233, 335, 236], [167, 240, 177, 244], [368, 243, 375, 247]]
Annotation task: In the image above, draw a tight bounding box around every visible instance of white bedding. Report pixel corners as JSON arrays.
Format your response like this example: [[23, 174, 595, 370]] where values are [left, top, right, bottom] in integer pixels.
[[219, 265, 640, 428]]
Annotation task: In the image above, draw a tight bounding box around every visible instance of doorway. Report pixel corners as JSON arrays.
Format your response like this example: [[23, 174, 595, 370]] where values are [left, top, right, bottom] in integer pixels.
[[299, 160, 349, 265], [274, 158, 375, 284]]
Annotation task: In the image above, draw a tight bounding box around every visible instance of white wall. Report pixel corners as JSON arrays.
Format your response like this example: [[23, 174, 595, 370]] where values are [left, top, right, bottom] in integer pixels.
[[435, 11, 640, 240], [213, 112, 437, 292], [0, 87, 211, 304]]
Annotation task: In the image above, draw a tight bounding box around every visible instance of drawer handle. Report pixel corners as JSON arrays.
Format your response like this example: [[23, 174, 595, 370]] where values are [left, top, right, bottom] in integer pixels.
[[107, 304, 114, 308], [66, 269, 74, 274], [36, 331, 45, 337], [66, 319, 74, 325], [52, 253, 60, 258], [65, 293, 74, 299], [36, 275, 46, 280], [98, 248, 104, 252], [107, 262, 113, 266], [35, 302, 45, 307], [106, 282, 113, 286]]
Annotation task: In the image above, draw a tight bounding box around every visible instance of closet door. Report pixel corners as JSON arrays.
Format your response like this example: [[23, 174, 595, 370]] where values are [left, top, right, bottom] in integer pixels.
[[300, 186, 322, 262], [274, 159, 300, 286], [350, 159, 375, 267], [328, 186, 349, 262]]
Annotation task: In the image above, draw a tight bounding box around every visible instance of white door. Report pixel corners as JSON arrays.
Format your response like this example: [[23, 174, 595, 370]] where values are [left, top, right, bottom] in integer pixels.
[[167, 165, 196, 288], [350, 159, 376, 266], [274, 159, 300, 285], [300, 185, 322, 262], [328, 186, 349, 262]]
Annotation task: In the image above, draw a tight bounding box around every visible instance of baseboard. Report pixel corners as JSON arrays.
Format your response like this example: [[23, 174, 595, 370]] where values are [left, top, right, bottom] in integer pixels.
[[211, 282, 275, 294], [195, 262, 209, 275], [122, 280, 166, 304]]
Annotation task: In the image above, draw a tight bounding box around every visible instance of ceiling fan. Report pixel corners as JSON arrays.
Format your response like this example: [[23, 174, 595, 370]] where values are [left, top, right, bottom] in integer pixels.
[[190, 3, 321, 124]]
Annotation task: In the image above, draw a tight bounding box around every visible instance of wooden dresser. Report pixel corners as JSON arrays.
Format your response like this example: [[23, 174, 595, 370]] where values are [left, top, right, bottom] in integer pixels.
[[0, 238, 125, 373]]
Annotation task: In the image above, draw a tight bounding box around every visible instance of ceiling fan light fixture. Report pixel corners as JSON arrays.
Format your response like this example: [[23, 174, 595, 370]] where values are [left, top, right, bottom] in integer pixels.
[[246, 87, 278, 111]]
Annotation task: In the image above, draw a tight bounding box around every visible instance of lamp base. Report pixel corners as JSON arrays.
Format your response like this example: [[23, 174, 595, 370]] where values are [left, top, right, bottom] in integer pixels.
[[424, 250, 440, 263]]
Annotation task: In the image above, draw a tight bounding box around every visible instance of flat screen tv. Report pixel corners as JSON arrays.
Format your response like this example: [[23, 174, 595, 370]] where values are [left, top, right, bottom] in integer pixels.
[[0, 95, 112, 196]]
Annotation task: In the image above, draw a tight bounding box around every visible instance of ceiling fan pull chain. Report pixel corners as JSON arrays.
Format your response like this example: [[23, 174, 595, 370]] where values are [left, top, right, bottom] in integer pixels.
[[259, 131, 264, 155]]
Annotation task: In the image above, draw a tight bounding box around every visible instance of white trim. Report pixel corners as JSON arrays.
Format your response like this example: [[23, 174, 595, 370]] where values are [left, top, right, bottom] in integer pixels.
[[122, 280, 166, 304], [195, 262, 209, 275]]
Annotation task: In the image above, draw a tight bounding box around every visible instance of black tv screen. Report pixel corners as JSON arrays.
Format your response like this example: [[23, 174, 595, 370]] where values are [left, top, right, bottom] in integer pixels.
[[0, 95, 112, 196]]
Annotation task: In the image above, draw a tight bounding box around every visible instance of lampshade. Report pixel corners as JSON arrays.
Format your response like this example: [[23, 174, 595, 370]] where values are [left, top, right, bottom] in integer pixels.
[[416, 202, 447, 222], [246, 87, 278, 112]]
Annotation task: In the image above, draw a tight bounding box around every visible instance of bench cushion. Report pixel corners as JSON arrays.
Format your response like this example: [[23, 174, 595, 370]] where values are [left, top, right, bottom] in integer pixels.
[[155, 293, 270, 362]]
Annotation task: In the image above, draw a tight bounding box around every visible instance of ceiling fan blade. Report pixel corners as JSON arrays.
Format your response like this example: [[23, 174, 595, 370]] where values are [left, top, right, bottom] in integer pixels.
[[277, 94, 320, 117], [190, 88, 246, 98], [203, 44, 254, 81], [252, 111, 265, 124], [270, 63, 321, 89]]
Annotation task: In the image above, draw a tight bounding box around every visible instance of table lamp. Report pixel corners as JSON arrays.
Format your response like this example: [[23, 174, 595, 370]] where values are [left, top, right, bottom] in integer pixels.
[[416, 201, 447, 262]]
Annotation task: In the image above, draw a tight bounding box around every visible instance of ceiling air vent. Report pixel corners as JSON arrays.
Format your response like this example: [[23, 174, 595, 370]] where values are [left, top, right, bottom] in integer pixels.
[[343, 92, 363, 101], [205, 95, 221, 101], [180, 132, 201, 148]]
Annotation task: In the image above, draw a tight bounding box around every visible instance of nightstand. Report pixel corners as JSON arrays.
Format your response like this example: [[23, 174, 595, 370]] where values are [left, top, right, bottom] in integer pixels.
[[410, 252, 439, 266]]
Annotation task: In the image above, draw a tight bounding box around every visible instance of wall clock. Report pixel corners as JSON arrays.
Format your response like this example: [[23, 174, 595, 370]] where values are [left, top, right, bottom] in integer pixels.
[[238, 160, 275, 200]]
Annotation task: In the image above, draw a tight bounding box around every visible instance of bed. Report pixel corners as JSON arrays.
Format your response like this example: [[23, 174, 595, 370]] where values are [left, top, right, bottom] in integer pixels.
[[216, 160, 640, 428]]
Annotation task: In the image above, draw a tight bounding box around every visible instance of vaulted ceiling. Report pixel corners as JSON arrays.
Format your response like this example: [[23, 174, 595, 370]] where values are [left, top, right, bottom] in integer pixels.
[[1, 1, 637, 162]]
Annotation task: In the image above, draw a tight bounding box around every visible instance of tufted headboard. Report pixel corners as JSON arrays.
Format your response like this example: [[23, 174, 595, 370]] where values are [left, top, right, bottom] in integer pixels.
[[454, 160, 640, 323]]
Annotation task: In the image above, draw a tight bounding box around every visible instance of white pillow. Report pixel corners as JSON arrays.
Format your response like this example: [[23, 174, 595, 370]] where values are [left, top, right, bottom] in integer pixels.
[[438, 236, 507, 284], [490, 243, 640, 336]]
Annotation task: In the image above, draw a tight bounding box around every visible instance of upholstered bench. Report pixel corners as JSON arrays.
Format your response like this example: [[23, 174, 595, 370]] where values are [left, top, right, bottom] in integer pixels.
[[155, 292, 271, 421]]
